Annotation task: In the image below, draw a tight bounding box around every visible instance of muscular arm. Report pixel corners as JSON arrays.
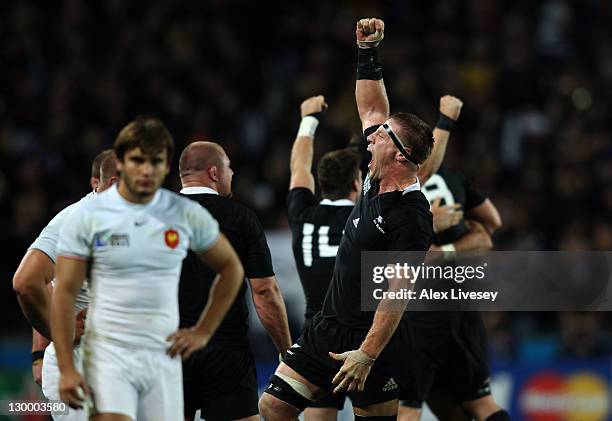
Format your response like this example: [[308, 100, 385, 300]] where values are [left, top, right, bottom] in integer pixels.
[[249, 276, 292, 355], [13, 250, 56, 339], [418, 96, 463, 184], [289, 95, 327, 193], [359, 270, 409, 359], [193, 234, 244, 339], [418, 127, 450, 184], [431, 220, 493, 252], [356, 78, 390, 131], [51, 257, 87, 372], [465, 199, 502, 235]]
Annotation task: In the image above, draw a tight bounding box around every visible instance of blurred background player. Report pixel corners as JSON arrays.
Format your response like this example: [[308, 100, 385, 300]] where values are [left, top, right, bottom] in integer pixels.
[[14, 149, 118, 419], [399, 164, 505, 421], [51, 117, 244, 420], [178, 140, 292, 421], [13, 149, 118, 420], [287, 95, 361, 420]]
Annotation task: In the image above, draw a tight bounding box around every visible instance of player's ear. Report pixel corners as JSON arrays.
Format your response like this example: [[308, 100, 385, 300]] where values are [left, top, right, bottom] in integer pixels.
[[208, 166, 218, 182], [90, 177, 99, 191]]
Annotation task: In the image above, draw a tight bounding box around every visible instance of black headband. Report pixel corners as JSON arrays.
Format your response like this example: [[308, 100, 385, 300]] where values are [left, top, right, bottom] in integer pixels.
[[382, 123, 420, 167]]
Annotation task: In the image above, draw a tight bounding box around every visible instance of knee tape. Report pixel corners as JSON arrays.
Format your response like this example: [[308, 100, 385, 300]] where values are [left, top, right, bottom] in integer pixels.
[[264, 374, 313, 411]]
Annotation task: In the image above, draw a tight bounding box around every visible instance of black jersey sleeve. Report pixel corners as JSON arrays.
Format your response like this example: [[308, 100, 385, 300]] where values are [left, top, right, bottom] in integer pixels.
[[463, 176, 486, 211], [242, 208, 275, 279], [287, 188, 317, 226]]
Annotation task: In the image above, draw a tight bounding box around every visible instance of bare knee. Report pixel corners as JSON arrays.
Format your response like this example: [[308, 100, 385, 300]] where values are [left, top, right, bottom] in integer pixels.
[[397, 404, 421, 421], [259, 393, 300, 421]]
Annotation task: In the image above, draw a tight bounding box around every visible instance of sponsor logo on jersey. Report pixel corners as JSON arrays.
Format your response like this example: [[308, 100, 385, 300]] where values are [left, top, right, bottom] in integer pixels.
[[94, 231, 129, 247], [353, 218, 360, 228], [373, 215, 385, 234], [383, 377, 398, 391], [164, 229, 179, 249]]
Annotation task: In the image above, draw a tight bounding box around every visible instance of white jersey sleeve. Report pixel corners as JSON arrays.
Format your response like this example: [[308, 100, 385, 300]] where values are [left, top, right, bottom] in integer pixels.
[[29, 202, 80, 263], [57, 204, 94, 261], [185, 199, 220, 253]]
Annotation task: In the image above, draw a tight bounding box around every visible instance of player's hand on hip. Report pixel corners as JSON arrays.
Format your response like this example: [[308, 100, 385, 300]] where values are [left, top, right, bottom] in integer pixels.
[[329, 349, 375, 393], [301, 95, 328, 118], [59, 367, 89, 409], [439, 95, 463, 121], [431, 198, 463, 233], [166, 328, 211, 360], [356, 18, 385, 49]]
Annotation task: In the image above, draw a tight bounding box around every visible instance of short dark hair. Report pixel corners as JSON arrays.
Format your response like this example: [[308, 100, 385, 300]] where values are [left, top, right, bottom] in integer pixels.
[[389, 112, 434, 165], [317, 147, 361, 200], [91, 149, 116, 179], [114, 117, 175, 162]]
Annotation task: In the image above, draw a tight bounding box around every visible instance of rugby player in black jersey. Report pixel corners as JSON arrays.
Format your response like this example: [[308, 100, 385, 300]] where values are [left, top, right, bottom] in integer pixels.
[[259, 18, 459, 421], [178, 141, 292, 421], [287, 95, 362, 420], [398, 166, 507, 421]]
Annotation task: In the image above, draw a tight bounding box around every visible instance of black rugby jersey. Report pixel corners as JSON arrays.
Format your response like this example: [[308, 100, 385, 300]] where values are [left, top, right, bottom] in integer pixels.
[[422, 166, 486, 245], [320, 177, 433, 329], [179, 191, 274, 347], [287, 188, 354, 320]]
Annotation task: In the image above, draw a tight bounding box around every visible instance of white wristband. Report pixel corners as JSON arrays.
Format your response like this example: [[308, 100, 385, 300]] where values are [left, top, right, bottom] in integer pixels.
[[440, 243, 456, 260], [440, 244, 456, 252], [297, 116, 319, 138]]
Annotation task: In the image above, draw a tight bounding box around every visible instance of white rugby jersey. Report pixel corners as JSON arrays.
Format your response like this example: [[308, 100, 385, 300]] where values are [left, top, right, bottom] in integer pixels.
[[57, 185, 220, 349], [29, 192, 96, 313]]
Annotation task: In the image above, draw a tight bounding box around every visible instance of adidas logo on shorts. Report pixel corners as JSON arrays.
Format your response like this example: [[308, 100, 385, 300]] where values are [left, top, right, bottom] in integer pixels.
[[382, 377, 398, 392]]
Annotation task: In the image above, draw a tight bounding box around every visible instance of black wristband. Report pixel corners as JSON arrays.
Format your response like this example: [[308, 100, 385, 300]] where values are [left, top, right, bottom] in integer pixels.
[[357, 47, 383, 80], [32, 350, 45, 362], [436, 113, 456, 131]]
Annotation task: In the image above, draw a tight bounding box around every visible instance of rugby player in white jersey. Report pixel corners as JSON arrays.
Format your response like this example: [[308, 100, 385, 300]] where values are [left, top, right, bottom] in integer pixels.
[[13, 149, 118, 421], [51, 117, 244, 421]]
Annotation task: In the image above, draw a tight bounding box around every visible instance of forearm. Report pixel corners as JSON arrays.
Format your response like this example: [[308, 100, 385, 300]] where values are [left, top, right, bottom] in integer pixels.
[[290, 137, 315, 178], [17, 289, 52, 339], [359, 306, 405, 359], [418, 127, 450, 183], [193, 266, 243, 337], [51, 290, 77, 371], [253, 286, 292, 354], [433, 230, 492, 252], [32, 329, 50, 352]]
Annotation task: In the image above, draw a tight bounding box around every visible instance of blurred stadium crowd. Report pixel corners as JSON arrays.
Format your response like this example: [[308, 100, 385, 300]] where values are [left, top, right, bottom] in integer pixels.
[[1, 0, 611, 364]]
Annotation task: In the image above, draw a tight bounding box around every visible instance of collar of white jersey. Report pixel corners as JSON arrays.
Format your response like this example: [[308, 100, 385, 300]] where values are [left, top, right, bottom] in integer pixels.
[[180, 186, 219, 196], [402, 177, 421, 195], [320, 198, 354, 206]]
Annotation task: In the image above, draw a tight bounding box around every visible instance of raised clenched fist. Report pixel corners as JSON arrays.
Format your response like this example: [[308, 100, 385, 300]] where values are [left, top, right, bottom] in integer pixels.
[[300, 95, 328, 118], [439, 95, 463, 121], [356, 18, 385, 49]]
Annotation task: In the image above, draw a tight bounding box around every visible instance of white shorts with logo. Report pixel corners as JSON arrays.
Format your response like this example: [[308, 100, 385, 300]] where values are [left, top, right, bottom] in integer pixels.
[[42, 343, 87, 421], [82, 338, 183, 421]]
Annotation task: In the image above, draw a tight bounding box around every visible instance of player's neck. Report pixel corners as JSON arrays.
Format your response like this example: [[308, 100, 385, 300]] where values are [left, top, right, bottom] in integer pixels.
[[377, 172, 418, 194]]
